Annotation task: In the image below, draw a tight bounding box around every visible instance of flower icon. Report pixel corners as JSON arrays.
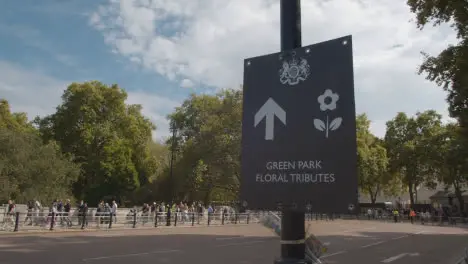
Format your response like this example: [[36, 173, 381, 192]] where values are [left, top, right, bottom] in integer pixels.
[[317, 89, 339, 111], [314, 88, 342, 138]]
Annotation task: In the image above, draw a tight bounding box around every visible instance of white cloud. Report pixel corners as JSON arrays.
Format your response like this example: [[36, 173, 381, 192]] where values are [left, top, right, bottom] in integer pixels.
[[90, 0, 458, 137], [0, 61, 67, 117], [0, 61, 177, 140], [180, 78, 194, 88]]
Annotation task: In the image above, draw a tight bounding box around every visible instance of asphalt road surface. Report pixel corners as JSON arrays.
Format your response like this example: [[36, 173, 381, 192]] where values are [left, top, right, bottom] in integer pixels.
[[0, 221, 467, 264]]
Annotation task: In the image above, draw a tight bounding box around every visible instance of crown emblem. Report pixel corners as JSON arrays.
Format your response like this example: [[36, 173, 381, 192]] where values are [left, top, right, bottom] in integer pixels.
[[279, 52, 311, 86]]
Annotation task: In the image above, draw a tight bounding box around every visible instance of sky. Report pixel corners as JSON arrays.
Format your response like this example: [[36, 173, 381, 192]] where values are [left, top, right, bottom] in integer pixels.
[[0, 0, 457, 141]]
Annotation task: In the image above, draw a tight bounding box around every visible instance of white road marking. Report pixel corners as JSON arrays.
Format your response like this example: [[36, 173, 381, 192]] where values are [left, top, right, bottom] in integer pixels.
[[391, 235, 408, 240], [323, 242, 331, 246], [321, 250, 347, 259], [381, 252, 419, 263], [216, 240, 266, 247], [82, 249, 181, 261], [342, 227, 376, 233], [361, 230, 426, 248], [216, 236, 247, 240], [361, 240, 386, 248], [381, 253, 408, 263]]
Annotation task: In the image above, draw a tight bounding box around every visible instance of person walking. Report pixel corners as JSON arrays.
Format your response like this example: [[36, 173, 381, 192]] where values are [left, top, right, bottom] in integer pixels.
[[393, 208, 399, 223], [112, 200, 118, 223], [409, 209, 416, 224]]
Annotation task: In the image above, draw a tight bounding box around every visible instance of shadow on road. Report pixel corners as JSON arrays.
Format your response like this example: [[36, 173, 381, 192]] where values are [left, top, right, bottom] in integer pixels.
[[0, 233, 279, 264], [0, 229, 467, 264]]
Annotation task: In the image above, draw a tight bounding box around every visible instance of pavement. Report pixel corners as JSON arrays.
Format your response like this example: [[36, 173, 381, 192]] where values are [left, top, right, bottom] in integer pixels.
[[0, 220, 467, 264]]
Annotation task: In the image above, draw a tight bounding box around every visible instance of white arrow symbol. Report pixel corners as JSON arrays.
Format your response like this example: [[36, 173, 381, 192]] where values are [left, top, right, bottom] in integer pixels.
[[254, 98, 286, 140]]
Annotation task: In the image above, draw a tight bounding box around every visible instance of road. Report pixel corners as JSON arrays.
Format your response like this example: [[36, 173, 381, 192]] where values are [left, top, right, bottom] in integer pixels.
[[0, 221, 467, 264]]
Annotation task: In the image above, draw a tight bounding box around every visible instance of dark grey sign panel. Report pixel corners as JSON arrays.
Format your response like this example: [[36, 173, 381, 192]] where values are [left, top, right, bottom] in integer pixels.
[[240, 36, 358, 213]]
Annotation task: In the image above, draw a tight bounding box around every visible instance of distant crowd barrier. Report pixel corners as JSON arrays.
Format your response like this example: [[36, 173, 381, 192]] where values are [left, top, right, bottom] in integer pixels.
[[272, 211, 468, 227], [2, 208, 467, 233], [0, 210, 258, 233]]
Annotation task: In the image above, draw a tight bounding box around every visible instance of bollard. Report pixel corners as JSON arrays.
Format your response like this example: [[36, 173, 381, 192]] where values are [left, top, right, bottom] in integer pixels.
[[174, 213, 178, 226], [14, 212, 20, 232], [191, 213, 195, 226], [81, 213, 86, 230], [197, 213, 200, 224], [222, 213, 225, 225], [133, 211, 137, 228], [247, 213, 250, 224], [235, 213, 238, 224], [50, 212, 55, 231], [155, 212, 158, 227], [166, 208, 171, 226]]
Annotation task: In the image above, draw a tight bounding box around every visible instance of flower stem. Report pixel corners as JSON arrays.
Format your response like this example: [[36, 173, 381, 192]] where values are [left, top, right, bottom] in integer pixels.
[[326, 115, 329, 138]]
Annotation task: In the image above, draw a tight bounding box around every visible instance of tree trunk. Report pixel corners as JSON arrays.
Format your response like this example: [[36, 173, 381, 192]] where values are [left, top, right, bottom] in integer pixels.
[[408, 182, 415, 207], [454, 183, 465, 214], [414, 187, 418, 204], [203, 188, 212, 207], [368, 186, 379, 205]]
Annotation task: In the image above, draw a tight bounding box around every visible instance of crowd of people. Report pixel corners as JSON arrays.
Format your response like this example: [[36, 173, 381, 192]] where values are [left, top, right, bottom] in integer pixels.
[[2, 199, 242, 229], [365, 205, 465, 225]]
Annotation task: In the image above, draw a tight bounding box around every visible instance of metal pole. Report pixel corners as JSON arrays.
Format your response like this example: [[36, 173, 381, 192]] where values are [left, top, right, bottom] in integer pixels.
[[167, 123, 177, 226], [280, 0, 302, 51], [277, 1, 306, 263]]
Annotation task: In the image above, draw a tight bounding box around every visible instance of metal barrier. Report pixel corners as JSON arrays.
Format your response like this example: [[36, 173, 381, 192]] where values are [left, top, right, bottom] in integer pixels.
[[300, 212, 468, 226], [0, 211, 259, 233], [2, 209, 466, 233]]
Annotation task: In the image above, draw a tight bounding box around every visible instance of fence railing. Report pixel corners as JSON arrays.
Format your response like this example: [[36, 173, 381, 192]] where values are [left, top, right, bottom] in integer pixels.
[[0, 211, 258, 233], [282, 212, 468, 226], [2, 210, 466, 233]]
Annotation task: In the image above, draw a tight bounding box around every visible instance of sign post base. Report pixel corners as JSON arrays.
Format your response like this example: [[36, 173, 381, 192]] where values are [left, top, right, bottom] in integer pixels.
[[274, 258, 308, 264], [279, 210, 306, 263]]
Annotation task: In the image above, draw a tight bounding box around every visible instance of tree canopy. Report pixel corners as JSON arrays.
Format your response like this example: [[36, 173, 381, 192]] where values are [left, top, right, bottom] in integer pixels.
[[0, 100, 80, 204], [407, 0, 468, 158], [35, 81, 158, 205], [1, 77, 467, 212]]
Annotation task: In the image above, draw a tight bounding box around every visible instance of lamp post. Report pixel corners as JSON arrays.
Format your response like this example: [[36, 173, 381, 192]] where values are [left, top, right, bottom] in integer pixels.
[[167, 121, 177, 226]]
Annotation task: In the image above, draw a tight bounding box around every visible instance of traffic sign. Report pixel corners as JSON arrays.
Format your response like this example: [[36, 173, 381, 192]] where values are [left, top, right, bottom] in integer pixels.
[[240, 36, 358, 213]]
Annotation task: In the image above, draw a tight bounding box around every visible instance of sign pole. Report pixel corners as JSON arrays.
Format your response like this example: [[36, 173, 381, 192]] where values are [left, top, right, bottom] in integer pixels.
[[240, 0, 357, 261], [277, 1, 306, 264]]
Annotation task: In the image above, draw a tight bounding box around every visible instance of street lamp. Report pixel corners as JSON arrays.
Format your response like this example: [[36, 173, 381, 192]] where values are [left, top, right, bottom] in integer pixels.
[[167, 121, 177, 226]]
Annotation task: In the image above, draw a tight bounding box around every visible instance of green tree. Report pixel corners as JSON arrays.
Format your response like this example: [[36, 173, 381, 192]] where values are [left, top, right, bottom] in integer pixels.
[[434, 123, 467, 211], [0, 99, 35, 133], [165, 89, 242, 204], [35, 81, 157, 205], [407, 0, 468, 147], [0, 129, 80, 204], [384, 110, 444, 205], [0, 100, 80, 203], [356, 114, 391, 204]]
